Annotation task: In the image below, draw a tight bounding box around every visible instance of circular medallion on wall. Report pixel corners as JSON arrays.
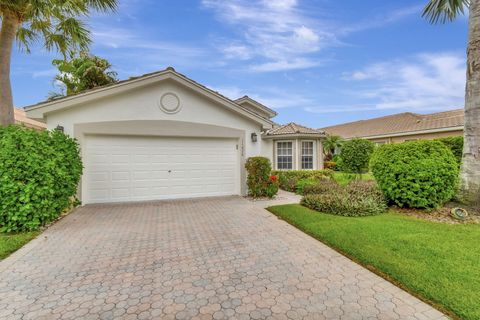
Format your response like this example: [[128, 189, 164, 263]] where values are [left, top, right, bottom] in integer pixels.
[[158, 92, 181, 114]]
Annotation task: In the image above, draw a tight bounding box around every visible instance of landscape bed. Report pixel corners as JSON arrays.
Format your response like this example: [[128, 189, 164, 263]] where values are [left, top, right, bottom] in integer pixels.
[[267, 204, 480, 320]]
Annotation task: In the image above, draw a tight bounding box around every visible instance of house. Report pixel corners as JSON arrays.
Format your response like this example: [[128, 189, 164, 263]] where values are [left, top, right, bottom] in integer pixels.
[[25, 67, 325, 204], [321, 109, 464, 145], [14, 108, 46, 130]]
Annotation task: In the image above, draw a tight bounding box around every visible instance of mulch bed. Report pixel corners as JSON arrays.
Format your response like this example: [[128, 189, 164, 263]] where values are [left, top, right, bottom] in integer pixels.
[[395, 202, 480, 224]]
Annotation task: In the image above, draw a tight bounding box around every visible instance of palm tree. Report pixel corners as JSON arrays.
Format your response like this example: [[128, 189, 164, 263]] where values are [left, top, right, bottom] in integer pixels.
[[323, 135, 343, 161], [423, 0, 480, 204], [0, 0, 117, 126]]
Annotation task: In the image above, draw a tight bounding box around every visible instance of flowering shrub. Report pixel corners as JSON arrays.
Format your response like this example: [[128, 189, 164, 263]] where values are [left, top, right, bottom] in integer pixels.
[[245, 157, 278, 198]]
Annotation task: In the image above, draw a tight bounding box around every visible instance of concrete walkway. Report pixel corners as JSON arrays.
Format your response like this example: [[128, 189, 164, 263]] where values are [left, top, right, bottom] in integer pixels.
[[0, 196, 447, 319]]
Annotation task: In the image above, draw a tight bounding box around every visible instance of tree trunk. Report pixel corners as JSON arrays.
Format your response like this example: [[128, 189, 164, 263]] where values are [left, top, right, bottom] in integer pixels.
[[460, 0, 480, 204], [0, 11, 19, 126]]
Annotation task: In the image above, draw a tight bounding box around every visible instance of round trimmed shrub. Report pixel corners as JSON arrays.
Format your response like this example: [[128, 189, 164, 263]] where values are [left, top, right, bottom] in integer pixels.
[[339, 138, 375, 174], [370, 140, 458, 208], [0, 125, 83, 232], [435, 136, 463, 165]]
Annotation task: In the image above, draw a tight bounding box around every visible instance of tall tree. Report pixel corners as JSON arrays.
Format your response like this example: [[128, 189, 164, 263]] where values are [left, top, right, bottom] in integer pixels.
[[423, 0, 480, 204], [50, 52, 118, 99], [0, 0, 117, 126]]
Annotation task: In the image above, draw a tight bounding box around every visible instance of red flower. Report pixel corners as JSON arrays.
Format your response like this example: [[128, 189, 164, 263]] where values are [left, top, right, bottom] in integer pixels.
[[269, 175, 278, 183]]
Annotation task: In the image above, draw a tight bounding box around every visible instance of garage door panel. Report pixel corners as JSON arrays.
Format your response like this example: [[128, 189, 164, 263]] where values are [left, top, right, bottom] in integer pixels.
[[84, 135, 239, 203]]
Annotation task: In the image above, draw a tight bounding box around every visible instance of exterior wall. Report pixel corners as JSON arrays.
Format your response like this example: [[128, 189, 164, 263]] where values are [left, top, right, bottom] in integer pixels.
[[272, 138, 324, 170], [41, 79, 274, 199], [368, 130, 463, 145]]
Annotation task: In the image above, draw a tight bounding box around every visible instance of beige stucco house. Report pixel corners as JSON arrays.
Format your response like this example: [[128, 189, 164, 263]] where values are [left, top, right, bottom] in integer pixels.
[[321, 109, 464, 145], [25, 67, 325, 204], [14, 108, 46, 130]]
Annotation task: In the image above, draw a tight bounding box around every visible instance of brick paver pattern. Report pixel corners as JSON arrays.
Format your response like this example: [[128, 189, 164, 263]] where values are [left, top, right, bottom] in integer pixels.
[[0, 196, 448, 320]]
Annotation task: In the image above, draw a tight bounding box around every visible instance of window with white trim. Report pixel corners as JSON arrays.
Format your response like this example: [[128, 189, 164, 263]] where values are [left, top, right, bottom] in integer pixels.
[[301, 141, 314, 169], [276, 141, 293, 170]]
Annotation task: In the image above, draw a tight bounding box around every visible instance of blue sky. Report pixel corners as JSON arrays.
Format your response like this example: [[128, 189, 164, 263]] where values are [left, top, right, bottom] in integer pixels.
[[11, 0, 468, 128]]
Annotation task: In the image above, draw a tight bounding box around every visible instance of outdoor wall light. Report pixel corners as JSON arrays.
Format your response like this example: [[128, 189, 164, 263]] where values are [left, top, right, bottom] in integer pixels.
[[55, 125, 64, 133], [251, 132, 258, 142]]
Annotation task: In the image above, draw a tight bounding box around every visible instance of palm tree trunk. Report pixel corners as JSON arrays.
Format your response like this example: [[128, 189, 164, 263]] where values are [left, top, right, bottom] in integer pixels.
[[460, 0, 480, 204], [0, 12, 19, 126]]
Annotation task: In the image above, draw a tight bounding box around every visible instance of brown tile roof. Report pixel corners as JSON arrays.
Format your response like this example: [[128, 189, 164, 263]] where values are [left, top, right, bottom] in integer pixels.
[[267, 122, 325, 136], [14, 108, 46, 130], [321, 109, 464, 139]]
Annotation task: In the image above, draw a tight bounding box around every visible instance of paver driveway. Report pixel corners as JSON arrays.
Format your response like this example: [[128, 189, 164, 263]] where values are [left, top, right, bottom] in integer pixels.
[[0, 196, 447, 320]]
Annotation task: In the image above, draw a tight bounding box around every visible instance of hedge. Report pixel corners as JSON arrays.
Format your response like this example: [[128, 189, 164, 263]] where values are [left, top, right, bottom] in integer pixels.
[[301, 180, 386, 216], [339, 138, 375, 174], [0, 125, 83, 232], [271, 169, 334, 192], [436, 136, 463, 164], [370, 140, 458, 208], [245, 157, 278, 198]]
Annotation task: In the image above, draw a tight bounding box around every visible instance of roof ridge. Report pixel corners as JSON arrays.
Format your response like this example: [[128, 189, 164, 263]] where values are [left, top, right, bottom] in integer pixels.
[[321, 112, 414, 129]]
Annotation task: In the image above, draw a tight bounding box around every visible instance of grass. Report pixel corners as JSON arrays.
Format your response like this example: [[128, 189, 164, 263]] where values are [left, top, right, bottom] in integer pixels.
[[0, 231, 39, 260], [268, 204, 480, 320], [332, 171, 374, 186]]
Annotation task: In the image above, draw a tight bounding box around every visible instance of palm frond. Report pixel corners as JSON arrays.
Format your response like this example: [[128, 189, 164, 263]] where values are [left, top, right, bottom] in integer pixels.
[[422, 0, 469, 24]]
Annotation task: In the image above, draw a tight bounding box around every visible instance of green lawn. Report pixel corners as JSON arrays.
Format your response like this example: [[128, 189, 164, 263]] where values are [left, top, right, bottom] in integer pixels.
[[332, 171, 374, 186], [0, 231, 39, 260], [268, 204, 480, 320]]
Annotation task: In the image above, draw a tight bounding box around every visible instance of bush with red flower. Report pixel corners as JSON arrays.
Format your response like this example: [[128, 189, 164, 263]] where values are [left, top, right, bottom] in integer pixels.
[[245, 157, 279, 198]]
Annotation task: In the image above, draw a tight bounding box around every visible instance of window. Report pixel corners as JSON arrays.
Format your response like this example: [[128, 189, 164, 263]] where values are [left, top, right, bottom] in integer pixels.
[[375, 141, 387, 146], [276, 142, 293, 169], [301, 141, 314, 169]]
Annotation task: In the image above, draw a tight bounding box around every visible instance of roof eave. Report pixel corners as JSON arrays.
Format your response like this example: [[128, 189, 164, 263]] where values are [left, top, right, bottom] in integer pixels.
[[235, 96, 278, 118], [262, 133, 326, 139], [24, 69, 274, 128], [340, 125, 464, 140]]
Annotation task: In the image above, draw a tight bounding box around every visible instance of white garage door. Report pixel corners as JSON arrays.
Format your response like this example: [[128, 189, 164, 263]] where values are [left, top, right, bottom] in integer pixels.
[[83, 135, 239, 204]]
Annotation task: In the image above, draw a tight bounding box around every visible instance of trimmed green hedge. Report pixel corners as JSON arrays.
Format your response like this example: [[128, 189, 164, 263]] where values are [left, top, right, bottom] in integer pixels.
[[370, 140, 458, 208], [300, 178, 341, 195], [245, 157, 278, 198], [0, 126, 83, 232], [301, 180, 387, 216], [436, 136, 463, 164], [271, 169, 334, 192]]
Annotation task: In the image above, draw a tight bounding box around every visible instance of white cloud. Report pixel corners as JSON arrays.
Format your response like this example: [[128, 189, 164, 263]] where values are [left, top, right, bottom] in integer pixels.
[[89, 26, 211, 73], [339, 5, 423, 35], [222, 44, 253, 60], [202, 0, 331, 72], [207, 84, 313, 110], [208, 85, 246, 100], [310, 52, 466, 114], [32, 69, 57, 78], [249, 58, 321, 72], [202, 1, 421, 72]]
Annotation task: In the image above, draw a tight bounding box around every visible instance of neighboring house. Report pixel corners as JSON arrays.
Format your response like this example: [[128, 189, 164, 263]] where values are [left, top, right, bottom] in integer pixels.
[[25, 67, 324, 204], [14, 108, 46, 130], [321, 109, 464, 145]]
